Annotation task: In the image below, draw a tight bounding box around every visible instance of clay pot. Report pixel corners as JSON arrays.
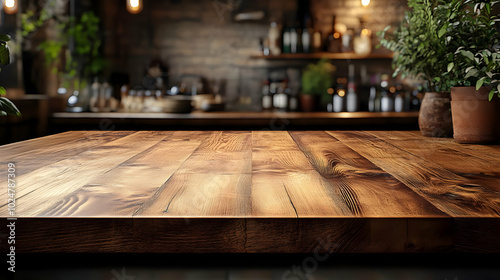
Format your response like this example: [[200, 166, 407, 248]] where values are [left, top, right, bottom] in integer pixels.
[[418, 92, 453, 137], [300, 94, 317, 112], [450, 86, 500, 144]]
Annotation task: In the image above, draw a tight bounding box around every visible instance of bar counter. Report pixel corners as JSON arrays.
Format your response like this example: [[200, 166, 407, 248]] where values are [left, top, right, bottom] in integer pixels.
[[1, 130, 499, 253]]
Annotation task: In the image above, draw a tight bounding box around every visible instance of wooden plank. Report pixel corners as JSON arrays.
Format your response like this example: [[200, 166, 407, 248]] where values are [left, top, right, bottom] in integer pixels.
[[367, 132, 500, 192], [37, 131, 208, 217], [289, 131, 447, 217], [251, 131, 352, 218], [251, 171, 352, 217], [135, 173, 252, 217], [0, 130, 100, 156], [328, 131, 500, 217], [135, 132, 253, 217], [0, 131, 171, 217], [0, 131, 135, 177]]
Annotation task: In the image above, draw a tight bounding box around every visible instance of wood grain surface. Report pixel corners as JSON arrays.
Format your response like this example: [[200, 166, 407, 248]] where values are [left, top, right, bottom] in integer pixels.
[[1, 131, 499, 253]]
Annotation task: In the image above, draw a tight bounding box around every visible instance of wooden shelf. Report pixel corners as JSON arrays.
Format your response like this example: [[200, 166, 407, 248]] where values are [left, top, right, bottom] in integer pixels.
[[250, 52, 394, 60]]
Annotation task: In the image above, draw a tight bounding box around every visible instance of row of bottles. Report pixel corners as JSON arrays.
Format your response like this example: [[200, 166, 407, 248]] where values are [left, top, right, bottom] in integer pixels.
[[261, 66, 423, 113], [328, 73, 421, 113], [262, 79, 299, 112], [263, 14, 372, 56]]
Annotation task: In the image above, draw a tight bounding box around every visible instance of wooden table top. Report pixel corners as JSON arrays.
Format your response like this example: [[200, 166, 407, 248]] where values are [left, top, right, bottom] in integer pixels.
[[1, 130, 499, 253]]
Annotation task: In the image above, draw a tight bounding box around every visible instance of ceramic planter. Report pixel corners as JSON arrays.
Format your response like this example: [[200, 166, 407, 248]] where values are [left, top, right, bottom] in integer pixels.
[[450, 86, 500, 144], [418, 92, 453, 137]]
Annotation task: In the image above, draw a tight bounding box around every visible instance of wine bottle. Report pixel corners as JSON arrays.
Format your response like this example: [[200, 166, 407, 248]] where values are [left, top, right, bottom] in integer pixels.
[[346, 65, 358, 112], [326, 15, 342, 53], [302, 17, 312, 53]]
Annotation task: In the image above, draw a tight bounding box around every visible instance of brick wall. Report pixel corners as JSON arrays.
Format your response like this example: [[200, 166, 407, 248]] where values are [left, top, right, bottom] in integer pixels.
[[100, 0, 407, 111]]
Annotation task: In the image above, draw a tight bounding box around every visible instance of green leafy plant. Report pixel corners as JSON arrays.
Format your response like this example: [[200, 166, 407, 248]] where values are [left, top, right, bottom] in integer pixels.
[[378, 0, 459, 93], [22, 8, 107, 89], [301, 59, 335, 95], [0, 34, 21, 116], [444, 1, 500, 100]]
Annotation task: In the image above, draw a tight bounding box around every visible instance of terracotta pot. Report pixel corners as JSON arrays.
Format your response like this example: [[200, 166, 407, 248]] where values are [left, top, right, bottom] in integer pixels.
[[450, 86, 500, 144], [418, 92, 453, 137], [300, 94, 317, 112]]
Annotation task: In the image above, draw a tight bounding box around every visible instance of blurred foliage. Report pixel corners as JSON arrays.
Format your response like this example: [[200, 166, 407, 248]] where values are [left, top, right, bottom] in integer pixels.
[[0, 34, 21, 116], [301, 58, 336, 96], [22, 3, 107, 88]]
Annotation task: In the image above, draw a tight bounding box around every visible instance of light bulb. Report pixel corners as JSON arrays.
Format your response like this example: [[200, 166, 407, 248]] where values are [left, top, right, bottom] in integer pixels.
[[361, 0, 370, 7], [3, 0, 18, 14], [126, 0, 143, 14]]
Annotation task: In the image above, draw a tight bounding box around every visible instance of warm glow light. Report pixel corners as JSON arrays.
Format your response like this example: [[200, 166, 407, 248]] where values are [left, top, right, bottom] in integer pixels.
[[333, 32, 341, 39], [361, 0, 370, 7], [361, 28, 371, 36], [337, 89, 346, 97], [3, 0, 18, 14], [126, 0, 143, 14], [327, 88, 334, 95]]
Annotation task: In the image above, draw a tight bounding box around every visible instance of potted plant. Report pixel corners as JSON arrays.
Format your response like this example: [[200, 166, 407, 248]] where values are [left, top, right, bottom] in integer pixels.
[[301, 58, 335, 112], [22, 8, 107, 112], [0, 34, 21, 116], [378, 0, 456, 137], [445, 1, 500, 143]]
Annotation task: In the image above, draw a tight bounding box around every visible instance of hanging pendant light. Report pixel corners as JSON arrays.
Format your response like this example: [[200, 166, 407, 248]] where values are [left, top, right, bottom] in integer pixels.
[[361, 0, 370, 7], [126, 0, 143, 14], [3, 0, 19, 14]]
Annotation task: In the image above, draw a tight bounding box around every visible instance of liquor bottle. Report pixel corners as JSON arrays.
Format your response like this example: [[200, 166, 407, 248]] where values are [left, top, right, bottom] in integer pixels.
[[342, 28, 355, 53], [346, 83, 358, 112], [354, 18, 372, 55], [346, 65, 358, 112], [268, 21, 281, 55], [273, 81, 289, 112], [90, 77, 100, 112], [286, 81, 298, 111], [302, 17, 312, 53], [326, 15, 342, 53], [290, 25, 299, 54], [368, 86, 377, 112], [394, 84, 405, 112], [260, 38, 270, 56], [333, 78, 346, 112], [262, 80, 273, 111], [282, 23, 291, 54], [311, 16, 322, 53], [394, 92, 404, 112], [380, 75, 394, 112]]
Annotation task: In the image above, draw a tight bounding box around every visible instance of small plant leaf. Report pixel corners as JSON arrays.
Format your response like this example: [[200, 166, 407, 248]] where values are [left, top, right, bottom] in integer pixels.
[[489, 90, 495, 101], [0, 34, 11, 42], [461, 50, 475, 61], [447, 62, 454, 72], [438, 25, 447, 38], [0, 97, 21, 116], [0, 86, 5, 96], [0, 43, 10, 66], [476, 78, 485, 90], [465, 68, 478, 79]]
